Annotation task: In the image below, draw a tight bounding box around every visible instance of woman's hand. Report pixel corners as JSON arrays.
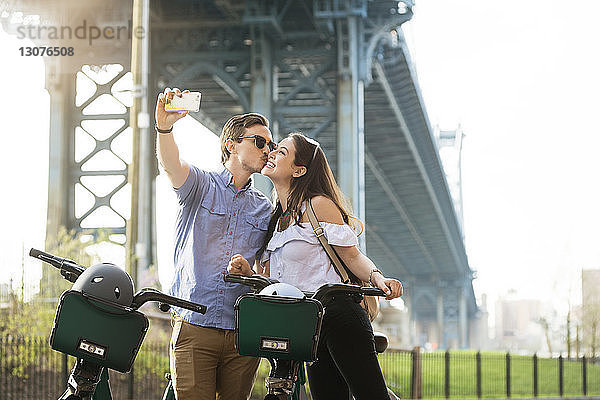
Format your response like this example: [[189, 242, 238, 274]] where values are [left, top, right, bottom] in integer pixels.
[[228, 254, 253, 276], [372, 273, 403, 300]]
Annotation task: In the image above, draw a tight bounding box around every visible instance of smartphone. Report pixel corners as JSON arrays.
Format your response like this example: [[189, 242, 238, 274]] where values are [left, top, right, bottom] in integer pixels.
[[165, 91, 201, 112]]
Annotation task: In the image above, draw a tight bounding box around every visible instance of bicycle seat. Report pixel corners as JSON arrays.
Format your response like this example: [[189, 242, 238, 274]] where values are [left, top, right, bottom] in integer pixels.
[[373, 331, 388, 353]]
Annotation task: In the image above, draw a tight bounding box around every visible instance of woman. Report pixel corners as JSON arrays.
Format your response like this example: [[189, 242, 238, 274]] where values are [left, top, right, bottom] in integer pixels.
[[228, 133, 403, 399]]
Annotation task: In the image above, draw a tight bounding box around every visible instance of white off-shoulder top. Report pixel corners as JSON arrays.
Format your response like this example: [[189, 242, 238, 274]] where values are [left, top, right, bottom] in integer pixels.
[[262, 202, 359, 292]]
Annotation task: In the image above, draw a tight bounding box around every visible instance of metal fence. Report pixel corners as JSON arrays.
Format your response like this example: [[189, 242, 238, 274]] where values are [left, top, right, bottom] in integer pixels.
[[0, 336, 170, 400], [3, 336, 600, 399], [0, 335, 275, 400], [379, 349, 600, 399]]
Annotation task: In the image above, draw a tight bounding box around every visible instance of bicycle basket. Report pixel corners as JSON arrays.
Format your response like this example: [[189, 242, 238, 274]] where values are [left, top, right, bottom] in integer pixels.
[[50, 290, 149, 373], [234, 294, 323, 361]]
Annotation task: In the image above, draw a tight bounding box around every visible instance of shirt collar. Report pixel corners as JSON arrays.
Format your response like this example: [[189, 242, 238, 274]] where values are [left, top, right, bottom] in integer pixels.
[[219, 166, 253, 192]]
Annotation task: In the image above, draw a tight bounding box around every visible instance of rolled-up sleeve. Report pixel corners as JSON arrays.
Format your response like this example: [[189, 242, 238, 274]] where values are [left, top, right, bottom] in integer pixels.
[[174, 165, 208, 206]]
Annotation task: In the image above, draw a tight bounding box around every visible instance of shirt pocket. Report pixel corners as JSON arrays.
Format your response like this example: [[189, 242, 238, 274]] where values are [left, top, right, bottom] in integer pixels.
[[199, 191, 228, 235], [243, 215, 270, 251]]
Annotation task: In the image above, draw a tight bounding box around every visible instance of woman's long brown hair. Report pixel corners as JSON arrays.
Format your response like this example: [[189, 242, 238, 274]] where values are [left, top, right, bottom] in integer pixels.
[[259, 133, 359, 257]]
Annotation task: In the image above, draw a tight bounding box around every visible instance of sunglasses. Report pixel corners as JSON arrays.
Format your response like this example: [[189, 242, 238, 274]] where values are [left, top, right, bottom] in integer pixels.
[[238, 135, 278, 152]]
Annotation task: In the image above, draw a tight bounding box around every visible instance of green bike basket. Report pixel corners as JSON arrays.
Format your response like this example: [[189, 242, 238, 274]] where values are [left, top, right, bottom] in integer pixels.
[[234, 294, 323, 361], [50, 290, 149, 373]]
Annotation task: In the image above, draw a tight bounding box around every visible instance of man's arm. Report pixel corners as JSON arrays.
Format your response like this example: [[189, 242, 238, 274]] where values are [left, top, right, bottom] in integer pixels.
[[156, 129, 189, 189], [155, 88, 190, 189]]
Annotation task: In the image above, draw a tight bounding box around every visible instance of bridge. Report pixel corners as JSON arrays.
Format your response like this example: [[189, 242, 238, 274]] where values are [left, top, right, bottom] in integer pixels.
[[1, 0, 480, 349]]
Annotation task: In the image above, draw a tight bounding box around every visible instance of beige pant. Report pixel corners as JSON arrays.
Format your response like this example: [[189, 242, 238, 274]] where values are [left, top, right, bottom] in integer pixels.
[[170, 315, 260, 400]]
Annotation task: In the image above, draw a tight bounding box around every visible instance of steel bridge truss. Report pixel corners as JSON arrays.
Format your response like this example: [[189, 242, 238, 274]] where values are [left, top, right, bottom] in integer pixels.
[[32, 0, 478, 348]]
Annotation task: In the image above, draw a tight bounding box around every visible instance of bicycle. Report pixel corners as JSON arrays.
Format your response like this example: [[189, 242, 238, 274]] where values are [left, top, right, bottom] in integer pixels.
[[29, 248, 206, 400], [223, 273, 397, 400]]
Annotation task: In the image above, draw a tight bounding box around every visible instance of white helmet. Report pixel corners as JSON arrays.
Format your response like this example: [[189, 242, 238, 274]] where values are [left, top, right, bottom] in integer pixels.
[[259, 282, 305, 299]]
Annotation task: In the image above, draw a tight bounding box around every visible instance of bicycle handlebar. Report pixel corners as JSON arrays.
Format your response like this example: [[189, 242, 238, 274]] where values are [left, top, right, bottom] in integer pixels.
[[312, 283, 386, 301], [131, 288, 207, 314], [30, 248, 207, 315], [224, 273, 279, 291], [224, 273, 386, 300], [29, 248, 85, 283]]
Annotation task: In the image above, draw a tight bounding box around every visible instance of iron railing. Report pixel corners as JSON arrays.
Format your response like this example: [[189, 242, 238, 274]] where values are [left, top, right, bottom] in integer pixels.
[[3, 336, 600, 399], [379, 349, 600, 399]]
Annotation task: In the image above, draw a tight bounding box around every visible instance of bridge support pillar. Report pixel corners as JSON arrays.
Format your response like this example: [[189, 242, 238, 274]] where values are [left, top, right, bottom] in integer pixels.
[[405, 287, 416, 345], [336, 15, 366, 249], [45, 70, 73, 239], [437, 287, 444, 348], [250, 26, 274, 197], [459, 285, 468, 348], [442, 283, 459, 349]]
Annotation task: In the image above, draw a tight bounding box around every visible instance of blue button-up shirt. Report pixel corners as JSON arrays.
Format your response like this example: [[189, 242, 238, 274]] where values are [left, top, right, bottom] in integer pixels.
[[169, 165, 272, 330]]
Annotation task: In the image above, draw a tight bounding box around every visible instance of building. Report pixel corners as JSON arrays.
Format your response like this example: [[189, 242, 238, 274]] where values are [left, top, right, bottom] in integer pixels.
[[582, 270, 600, 305], [581, 269, 600, 355], [494, 297, 545, 353], [373, 301, 411, 349]]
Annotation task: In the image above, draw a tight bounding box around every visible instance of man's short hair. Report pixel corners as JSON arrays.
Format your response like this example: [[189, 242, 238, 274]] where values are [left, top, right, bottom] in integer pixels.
[[220, 113, 269, 164]]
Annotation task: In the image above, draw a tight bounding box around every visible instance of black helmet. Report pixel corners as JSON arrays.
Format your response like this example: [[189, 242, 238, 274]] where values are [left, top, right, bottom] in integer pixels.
[[72, 263, 135, 307]]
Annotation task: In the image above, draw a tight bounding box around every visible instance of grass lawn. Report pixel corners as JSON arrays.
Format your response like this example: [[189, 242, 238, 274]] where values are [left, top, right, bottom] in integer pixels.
[[377, 350, 600, 399]]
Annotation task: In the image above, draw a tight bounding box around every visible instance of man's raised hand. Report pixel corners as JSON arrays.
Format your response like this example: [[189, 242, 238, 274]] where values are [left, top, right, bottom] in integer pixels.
[[155, 87, 189, 131]]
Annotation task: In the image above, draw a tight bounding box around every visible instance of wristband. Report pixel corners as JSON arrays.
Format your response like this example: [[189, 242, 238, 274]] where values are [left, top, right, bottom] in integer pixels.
[[369, 269, 383, 285], [155, 124, 173, 134]]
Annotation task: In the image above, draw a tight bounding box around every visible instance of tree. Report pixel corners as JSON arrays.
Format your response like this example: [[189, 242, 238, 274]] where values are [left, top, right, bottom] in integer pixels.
[[0, 227, 107, 338], [38, 226, 108, 301], [566, 307, 572, 358], [538, 316, 553, 355], [582, 307, 600, 357]]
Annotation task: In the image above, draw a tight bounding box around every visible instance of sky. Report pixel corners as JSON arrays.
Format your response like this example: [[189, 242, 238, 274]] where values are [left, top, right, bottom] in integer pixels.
[[1, 1, 600, 323], [0, 27, 48, 295], [403, 0, 600, 314]]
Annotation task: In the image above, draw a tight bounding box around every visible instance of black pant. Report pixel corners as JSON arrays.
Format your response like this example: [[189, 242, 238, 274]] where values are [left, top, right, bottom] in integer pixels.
[[307, 295, 390, 400]]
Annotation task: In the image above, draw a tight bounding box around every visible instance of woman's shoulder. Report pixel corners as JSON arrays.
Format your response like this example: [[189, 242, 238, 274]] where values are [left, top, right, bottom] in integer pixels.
[[307, 196, 344, 225]]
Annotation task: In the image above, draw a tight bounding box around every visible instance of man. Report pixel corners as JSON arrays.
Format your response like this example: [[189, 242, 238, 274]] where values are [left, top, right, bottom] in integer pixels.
[[154, 88, 274, 400]]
